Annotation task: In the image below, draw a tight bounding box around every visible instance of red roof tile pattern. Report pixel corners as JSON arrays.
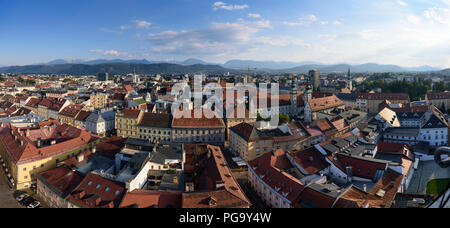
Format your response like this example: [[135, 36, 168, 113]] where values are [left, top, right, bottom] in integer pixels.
[[119, 190, 182, 208], [334, 153, 388, 180], [248, 149, 305, 202], [67, 173, 126, 208], [333, 169, 403, 208], [0, 123, 99, 165], [290, 147, 330, 175], [172, 110, 225, 128], [308, 95, 344, 112], [37, 166, 84, 197]]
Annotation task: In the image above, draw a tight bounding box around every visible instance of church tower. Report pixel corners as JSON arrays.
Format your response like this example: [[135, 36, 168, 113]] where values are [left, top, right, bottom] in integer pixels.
[[304, 82, 313, 123], [290, 83, 298, 115]]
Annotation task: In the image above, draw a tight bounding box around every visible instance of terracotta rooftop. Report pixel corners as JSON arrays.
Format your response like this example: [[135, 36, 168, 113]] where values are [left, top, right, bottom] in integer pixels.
[[172, 110, 225, 128], [230, 122, 254, 142], [333, 169, 403, 208], [25, 98, 41, 108], [138, 113, 172, 128], [308, 95, 344, 112], [248, 149, 305, 203], [37, 166, 85, 197], [67, 173, 126, 208], [60, 104, 83, 118], [121, 108, 141, 118], [0, 123, 99, 165], [290, 147, 330, 175], [75, 110, 92, 122], [119, 190, 182, 208]]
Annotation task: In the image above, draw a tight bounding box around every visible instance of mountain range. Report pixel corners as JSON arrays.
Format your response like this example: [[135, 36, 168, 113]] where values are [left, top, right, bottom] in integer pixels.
[[0, 58, 446, 75]]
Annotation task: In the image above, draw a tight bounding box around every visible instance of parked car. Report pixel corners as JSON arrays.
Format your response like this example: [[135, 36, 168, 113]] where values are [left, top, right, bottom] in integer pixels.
[[27, 201, 41, 208], [15, 194, 30, 203], [21, 197, 35, 206]]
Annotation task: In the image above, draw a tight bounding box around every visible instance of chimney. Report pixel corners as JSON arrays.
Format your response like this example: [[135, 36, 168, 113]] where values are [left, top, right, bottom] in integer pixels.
[[37, 140, 42, 148], [363, 184, 367, 192], [216, 180, 225, 190], [77, 154, 85, 163], [185, 182, 194, 193], [26, 129, 30, 137]]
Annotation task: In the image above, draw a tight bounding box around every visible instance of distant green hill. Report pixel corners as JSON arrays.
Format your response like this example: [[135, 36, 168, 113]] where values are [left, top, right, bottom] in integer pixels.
[[0, 63, 234, 75]]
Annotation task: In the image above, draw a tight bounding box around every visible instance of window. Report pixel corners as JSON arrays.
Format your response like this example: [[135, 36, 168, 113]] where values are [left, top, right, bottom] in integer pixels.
[[115, 190, 121, 196], [96, 184, 101, 189], [88, 181, 93, 186]]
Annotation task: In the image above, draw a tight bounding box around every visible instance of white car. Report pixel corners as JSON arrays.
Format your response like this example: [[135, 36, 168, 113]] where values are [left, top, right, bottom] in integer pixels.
[[27, 201, 40, 208], [15, 194, 30, 202]]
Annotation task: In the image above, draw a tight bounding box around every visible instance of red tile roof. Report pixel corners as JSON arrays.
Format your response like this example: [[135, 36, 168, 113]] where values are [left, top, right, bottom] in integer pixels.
[[294, 186, 337, 208], [230, 122, 254, 141], [248, 149, 305, 203], [289, 147, 330, 175], [334, 153, 388, 180], [0, 123, 99, 165], [308, 95, 344, 112], [333, 169, 403, 208], [37, 166, 84, 197], [172, 110, 225, 128], [119, 190, 182, 208], [67, 173, 125, 208], [121, 108, 141, 118]]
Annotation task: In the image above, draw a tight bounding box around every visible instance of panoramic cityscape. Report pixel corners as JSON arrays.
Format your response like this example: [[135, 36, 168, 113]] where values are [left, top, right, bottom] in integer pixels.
[[1, 0, 450, 214]]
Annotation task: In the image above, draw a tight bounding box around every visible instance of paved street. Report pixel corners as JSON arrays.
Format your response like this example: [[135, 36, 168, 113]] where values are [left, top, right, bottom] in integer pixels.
[[0, 169, 22, 208], [407, 161, 450, 195]]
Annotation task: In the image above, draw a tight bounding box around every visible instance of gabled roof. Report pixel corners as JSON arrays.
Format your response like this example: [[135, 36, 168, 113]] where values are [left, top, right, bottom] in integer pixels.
[[290, 147, 330, 175], [230, 122, 255, 142], [37, 166, 84, 198], [248, 149, 305, 203], [333, 153, 389, 180], [67, 173, 126, 208], [308, 95, 344, 112]]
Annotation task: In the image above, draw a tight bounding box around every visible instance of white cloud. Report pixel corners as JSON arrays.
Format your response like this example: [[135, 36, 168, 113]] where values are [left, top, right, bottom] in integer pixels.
[[407, 15, 421, 24], [213, 2, 248, 11], [89, 49, 131, 57], [424, 7, 450, 26], [283, 14, 338, 26], [120, 20, 152, 30], [248, 13, 261, 18], [396, 0, 408, 7]]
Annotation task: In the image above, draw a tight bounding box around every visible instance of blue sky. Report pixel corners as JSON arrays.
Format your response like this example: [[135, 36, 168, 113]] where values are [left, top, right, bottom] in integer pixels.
[[0, 0, 450, 68]]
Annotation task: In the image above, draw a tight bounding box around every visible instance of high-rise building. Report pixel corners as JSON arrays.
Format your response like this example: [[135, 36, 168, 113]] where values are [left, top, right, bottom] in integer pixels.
[[348, 67, 353, 91], [309, 69, 320, 91], [96, 72, 109, 81]]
